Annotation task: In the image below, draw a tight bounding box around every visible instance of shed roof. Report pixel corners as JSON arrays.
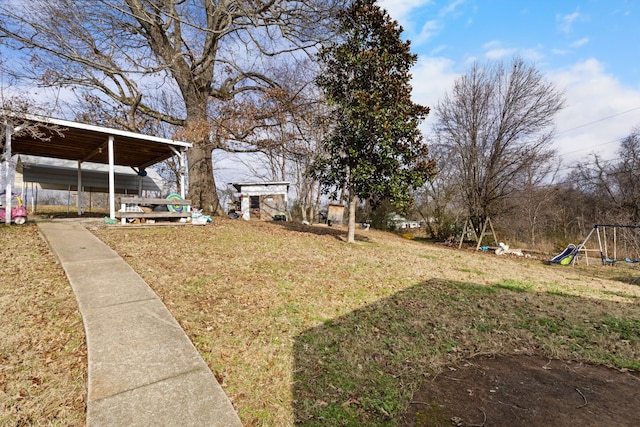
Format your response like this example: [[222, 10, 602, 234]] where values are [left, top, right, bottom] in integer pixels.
[[230, 181, 290, 192], [4, 112, 191, 168]]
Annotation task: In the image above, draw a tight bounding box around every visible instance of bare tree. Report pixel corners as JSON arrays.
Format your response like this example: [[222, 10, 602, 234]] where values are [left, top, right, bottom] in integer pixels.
[[572, 128, 640, 223], [517, 157, 561, 246], [434, 57, 565, 235], [236, 60, 331, 222], [413, 147, 465, 240], [496, 156, 561, 246], [0, 0, 343, 214], [610, 129, 640, 222]]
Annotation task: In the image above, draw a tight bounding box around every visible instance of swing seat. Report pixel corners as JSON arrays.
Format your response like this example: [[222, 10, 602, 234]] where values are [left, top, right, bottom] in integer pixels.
[[604, 257, 617, 264], [625, 257, 639, 263]]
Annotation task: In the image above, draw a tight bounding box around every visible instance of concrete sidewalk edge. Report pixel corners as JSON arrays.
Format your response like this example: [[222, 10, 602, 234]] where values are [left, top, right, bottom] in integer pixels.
[[38, 221, 243, 427]]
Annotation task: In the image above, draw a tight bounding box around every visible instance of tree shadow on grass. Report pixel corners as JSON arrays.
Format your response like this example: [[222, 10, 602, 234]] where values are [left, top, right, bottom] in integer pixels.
[[292, 278, 640, 426]]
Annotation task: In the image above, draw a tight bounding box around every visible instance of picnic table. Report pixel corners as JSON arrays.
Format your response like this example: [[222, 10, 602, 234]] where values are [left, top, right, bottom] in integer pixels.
[[115, 196, 191, 224]]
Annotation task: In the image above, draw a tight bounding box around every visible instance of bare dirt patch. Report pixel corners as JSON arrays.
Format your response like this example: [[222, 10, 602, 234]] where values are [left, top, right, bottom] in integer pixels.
[[403, 355, 640, 427]]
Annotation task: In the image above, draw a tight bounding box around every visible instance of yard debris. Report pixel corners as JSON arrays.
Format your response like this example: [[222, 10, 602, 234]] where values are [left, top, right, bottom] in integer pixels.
[[191, 209, 213, 225], [495, 242, 523, 257], [103, 216, 117, 225], [575, 387, 588, 408]]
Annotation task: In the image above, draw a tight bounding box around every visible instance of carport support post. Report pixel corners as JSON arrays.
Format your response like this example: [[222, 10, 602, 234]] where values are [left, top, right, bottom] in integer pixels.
[[169, 146, 187, 201], [108, 135, 116, 219], [169, 146, 186, 199], [4, 122, 12, 224], [179, 148, 186, 199], [77, 160, 83, 216]]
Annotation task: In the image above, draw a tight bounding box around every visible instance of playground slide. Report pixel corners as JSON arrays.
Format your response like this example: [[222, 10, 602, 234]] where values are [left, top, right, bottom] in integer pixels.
[[549, 244, 577, 265]]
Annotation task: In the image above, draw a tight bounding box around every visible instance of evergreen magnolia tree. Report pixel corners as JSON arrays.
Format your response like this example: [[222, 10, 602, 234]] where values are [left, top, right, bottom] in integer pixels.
[[314, 0, 435, 243]]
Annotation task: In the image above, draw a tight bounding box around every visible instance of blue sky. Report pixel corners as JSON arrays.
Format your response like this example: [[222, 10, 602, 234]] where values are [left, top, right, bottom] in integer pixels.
[[4, 0, 638, 182], [379, 0, 640, 165]]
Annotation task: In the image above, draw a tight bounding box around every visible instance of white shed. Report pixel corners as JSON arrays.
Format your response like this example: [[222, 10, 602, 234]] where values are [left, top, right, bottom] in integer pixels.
[[231, 181, 289, 221]]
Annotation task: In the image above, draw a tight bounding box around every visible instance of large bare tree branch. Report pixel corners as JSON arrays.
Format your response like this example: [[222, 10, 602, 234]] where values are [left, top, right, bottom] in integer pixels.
[[0, 0, 344, 213]]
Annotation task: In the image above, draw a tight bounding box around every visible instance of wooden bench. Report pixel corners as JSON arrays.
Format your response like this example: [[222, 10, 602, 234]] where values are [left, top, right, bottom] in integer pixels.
[[116, 197, 192, 225]]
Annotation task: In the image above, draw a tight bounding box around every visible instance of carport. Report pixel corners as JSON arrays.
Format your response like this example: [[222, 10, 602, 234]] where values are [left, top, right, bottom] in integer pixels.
[[2, 112, 191, 223], [16, 155, 166, 214]]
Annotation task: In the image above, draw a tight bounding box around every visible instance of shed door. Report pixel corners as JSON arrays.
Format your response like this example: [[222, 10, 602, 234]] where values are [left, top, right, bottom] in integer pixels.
[[250, 196, 260, 220]]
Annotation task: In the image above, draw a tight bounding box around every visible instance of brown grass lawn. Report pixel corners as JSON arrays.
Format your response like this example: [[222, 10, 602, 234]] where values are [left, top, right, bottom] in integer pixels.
[[0, 223, 86, 425], [3, 217, 640, 426], [91, 218, 640, 426]]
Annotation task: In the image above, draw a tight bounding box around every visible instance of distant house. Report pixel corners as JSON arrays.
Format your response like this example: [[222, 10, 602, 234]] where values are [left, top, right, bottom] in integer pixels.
[[388, 213, 421, 229], [230, 181, 289, 221]]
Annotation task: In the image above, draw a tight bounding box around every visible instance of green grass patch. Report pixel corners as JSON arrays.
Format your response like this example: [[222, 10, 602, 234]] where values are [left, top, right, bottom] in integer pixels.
[[601, 290, 639, 300], [458, 267, 486, 276], [492, 278, 534, 292], [599, 317, 640, 340]]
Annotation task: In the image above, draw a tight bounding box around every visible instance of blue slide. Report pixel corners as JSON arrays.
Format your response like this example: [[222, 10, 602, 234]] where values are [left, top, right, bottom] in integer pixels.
[[549, 244, 577, 265]]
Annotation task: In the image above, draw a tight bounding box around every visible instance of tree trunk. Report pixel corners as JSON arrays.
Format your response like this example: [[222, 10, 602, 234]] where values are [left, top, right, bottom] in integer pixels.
[[313, 184, 322, 224], [187, 143, 222, 215], [347, 195, 356, 243]]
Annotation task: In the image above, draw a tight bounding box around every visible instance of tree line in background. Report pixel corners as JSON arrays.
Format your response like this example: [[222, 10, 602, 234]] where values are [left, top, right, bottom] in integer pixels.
[[415, 126, 640, 251], [1, 1, 639, 250]]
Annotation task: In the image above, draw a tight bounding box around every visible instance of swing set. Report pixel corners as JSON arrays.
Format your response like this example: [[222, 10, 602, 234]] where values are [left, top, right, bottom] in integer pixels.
[[572, 224, 640, 266], [457, 217, 499, 250]]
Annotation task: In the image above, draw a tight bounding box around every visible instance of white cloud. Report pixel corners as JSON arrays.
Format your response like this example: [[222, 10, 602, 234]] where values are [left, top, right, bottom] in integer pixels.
[[429, 44, 448, 55], [408, 53, 640, 169], [482, 40, 502, 49], [441, 0, 465, 15], [479, 41, 542, 62], [550, 59, 640, 164], [380, 0, 465, 47], [379, 0, 433, 23], [485, 47, 517, 60], [570, 37, 590, 48], [413, 19, 441, 45], [464, 55, 479, 66], [482, 40, 510, 59], [409, 56, 460, 138], [411, 56, 459, 108], [557, 11, 581, 34]]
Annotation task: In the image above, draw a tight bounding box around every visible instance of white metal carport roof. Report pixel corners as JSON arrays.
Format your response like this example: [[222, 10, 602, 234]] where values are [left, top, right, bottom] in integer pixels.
[[17, 155, 164, 193], [2, 112, 191, 222]]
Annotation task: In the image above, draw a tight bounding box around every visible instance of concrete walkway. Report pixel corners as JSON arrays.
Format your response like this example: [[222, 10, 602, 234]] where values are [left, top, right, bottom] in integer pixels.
[[38, 221, 242, 427]]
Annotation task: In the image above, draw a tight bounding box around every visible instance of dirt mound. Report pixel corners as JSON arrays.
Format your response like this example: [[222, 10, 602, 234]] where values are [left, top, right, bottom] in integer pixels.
[[403, 355, 640, 427]]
